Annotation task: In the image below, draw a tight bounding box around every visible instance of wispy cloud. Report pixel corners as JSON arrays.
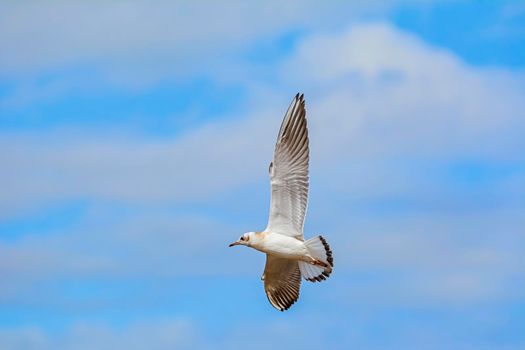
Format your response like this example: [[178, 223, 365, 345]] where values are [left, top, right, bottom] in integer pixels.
[[2, 23, 524, 214], [0, 319, 198, 350]]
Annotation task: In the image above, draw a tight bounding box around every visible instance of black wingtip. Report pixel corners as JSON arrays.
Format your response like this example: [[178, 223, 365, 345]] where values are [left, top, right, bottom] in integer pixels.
[[294, 92, 304, 100]]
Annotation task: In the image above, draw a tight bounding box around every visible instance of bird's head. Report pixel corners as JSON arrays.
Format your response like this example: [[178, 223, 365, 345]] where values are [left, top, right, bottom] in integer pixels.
[[229, 232, 255, 247]]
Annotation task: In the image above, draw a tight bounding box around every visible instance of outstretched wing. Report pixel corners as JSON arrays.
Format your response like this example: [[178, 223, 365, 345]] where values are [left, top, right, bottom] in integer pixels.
[[265, 93, 309, 239], [262, 255, 301, 311]]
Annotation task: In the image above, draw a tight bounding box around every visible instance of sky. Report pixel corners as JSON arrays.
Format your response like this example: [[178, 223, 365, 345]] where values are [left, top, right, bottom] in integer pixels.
[[1, 1, 524, 349]]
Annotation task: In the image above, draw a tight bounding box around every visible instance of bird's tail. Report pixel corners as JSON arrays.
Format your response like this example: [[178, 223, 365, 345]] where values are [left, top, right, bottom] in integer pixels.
[[298, 235, 334, 282]]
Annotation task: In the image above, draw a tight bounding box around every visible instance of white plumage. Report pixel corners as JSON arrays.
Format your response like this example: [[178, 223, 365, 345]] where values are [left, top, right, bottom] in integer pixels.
[[229, 94, 333, 311]]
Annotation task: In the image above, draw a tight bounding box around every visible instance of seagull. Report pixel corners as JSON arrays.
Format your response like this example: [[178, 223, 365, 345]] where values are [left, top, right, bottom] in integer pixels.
[[229, 93, 333, 311]]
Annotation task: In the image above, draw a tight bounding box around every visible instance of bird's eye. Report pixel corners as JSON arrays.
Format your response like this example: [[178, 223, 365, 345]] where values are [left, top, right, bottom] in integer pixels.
[[240, 236, 245, 241]]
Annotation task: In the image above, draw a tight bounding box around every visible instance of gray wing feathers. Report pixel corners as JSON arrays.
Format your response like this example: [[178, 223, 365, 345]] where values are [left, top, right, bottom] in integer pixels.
[[263, 255, 301, 311], [266, 93, 309, 238]]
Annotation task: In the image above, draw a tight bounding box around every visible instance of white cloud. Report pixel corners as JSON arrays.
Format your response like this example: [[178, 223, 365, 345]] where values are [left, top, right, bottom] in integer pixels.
[[0, 320, 198, 350], [0, 112, 277, 217], [281, 23, 525, 161], [2, 24, 524, 213], [330, 209, 525, 305], [0, 209, 255, 301], [0, 1, 451, 78], [2, 313, 523, 350]]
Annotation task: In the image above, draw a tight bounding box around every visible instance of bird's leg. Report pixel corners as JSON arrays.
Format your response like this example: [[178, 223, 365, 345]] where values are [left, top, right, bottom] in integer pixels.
[[310, 258, 328, 268]]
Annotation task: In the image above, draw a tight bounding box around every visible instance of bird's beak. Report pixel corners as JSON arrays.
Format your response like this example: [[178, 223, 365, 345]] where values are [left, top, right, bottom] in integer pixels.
[[229, 241, 240, 247]]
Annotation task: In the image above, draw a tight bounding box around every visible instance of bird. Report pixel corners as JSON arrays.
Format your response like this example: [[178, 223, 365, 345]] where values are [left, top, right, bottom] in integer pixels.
[[229, 93, 333, 311]]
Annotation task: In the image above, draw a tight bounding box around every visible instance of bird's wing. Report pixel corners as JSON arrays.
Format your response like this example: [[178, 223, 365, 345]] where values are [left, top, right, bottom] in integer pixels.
[[265, 93, 309, 239], [262, 255, 301, 311]]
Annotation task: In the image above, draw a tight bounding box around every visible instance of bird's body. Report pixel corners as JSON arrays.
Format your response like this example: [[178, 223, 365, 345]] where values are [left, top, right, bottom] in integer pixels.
[[242, 232, 312, 262], [229, 93, 334, 311]]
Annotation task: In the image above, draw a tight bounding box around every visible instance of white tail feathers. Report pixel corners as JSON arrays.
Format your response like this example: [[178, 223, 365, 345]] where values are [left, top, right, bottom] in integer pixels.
[[298, 262, 328, 282], [298, 235, 334, 282]]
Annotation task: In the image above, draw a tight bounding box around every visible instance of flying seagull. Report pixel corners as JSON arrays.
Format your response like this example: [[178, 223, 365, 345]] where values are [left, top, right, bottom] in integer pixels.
[[229, 93, 333, 311]]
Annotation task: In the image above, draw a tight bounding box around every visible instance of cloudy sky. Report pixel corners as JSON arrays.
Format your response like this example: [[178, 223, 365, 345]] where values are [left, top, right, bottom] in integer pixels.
[[1, 1, 524, 349]]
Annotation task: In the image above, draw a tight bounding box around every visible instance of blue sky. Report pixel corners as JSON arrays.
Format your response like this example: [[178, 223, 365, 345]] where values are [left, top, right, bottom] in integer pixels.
[[1, 1, 524, 349]]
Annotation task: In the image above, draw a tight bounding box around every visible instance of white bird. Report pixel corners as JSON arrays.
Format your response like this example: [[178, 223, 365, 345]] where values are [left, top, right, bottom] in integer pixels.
[[229, 93, 333, 311]]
